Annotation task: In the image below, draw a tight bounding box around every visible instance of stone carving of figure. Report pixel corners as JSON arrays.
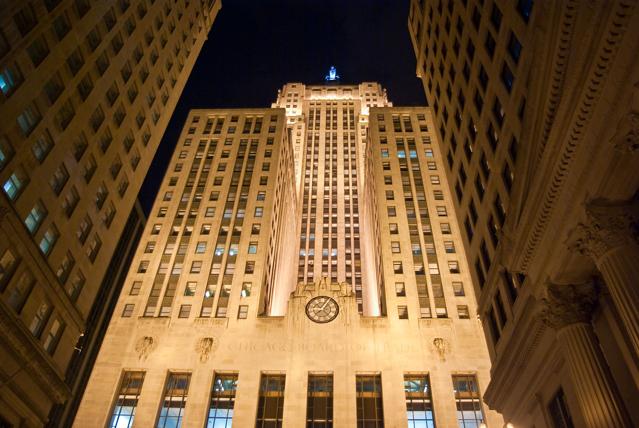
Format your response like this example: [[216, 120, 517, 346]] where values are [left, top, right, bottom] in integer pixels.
[[135, 336, 156, 361], [195, 337, 218, 363]]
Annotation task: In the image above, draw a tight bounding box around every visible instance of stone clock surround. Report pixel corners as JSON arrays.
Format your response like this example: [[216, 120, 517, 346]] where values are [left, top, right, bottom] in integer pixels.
[[75, 279, 501, 427]]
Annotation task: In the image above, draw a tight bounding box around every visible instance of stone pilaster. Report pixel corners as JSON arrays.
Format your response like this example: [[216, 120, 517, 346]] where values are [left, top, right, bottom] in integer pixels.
[[569, 198, 639, 358], [542, 281, 631, 428]]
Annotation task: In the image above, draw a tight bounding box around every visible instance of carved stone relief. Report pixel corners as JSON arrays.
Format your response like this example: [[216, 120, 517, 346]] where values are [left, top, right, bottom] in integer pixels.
[[195, 336, 219, 363], [135, 336, 157, 361]]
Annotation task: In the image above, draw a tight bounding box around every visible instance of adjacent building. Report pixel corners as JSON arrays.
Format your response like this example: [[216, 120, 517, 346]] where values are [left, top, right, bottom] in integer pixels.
[[409, 0, 639, 426], [0, 0, 221, 426], [74, 81, 502, 427]]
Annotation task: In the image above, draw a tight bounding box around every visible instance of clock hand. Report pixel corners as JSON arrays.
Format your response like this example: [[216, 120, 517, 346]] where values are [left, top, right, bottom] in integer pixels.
[[319, 298, 330, 311]]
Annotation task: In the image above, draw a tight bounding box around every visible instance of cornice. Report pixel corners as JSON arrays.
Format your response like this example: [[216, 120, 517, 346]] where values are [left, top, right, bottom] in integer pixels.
[[512, 0, 637, 272]]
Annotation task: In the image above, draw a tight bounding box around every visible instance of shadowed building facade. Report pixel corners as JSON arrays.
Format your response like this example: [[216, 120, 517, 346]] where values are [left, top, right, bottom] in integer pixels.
[[409, 0, 639, 426], [0, 0, 221, 426], [74, 82, 503, 427]]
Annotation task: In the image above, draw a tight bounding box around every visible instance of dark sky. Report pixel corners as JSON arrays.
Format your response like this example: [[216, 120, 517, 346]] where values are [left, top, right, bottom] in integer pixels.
[[138, 0, 426, 213]]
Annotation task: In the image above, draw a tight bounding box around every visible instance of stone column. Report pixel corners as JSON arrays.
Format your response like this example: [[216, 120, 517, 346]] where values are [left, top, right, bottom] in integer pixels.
[[543, 281, 631, 428], [570, 199, 639, 359]]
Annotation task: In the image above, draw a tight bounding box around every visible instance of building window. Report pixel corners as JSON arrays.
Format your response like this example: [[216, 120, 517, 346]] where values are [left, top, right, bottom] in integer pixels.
[[398, 306, 408, 319], [178, 305, 191, 318], [256, 374, 286, 427], [39, 224, 59, 256], [122, 304, 135, 317], [248, 242, 258, 254], [241, 282, 252, 297], [157, 373, 191, 428], [4, 171, 28, 200], [24, 200, 47, 234], [43, 318, 64, 354], [207, 373, 238, 427], [28, 301, 51, 338], [391, 241, 400, 253], [453, 282, 465, 296], [356, 374, 384, 427], [395, 282, 406, 297], [130, 281, 142, 295], [452, 375, 484, 428], [448, 261, 460, 274], [458, 305, 470, 319], [307, 374, 333, 426], [404, 374, 435, 427], [109, 371, 145, 428], [0, 249, 19, 292], [548, 387, 574, 428], [238, 305, 249, 319]]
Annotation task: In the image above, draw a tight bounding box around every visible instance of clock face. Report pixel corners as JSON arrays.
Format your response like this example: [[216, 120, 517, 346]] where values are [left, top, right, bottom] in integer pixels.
[[305, 296, 339, 323]]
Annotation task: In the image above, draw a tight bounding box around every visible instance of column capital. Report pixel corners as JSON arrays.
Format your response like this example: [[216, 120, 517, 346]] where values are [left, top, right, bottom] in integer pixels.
[[568, 198, 639, 260], [541, 280, 598, 330]]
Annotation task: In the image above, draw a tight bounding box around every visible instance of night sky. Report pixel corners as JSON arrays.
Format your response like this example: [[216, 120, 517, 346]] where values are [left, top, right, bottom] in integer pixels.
[[138, 0, 426, 213]]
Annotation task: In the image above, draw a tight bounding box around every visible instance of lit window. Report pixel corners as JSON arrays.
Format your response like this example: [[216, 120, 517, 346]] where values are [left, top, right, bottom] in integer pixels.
[[452, 375, 484, 427], [3, 172, 27, 200], [196, 242, 207, 254], [157, 373, 191, 428], [206, 373, 238, 426], [241, 282, 252, 297], [39, 224, 59, 255], [24, 200, 47, 234], [248, 242, 258, 254], [109, 371, 145, 428], [404, 375, 435, 426]]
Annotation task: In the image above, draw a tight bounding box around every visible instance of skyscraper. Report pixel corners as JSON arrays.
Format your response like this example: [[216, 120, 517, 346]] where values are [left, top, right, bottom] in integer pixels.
[[0, 1, 221, 426], [409, 0, 639, 426], [74, 80, 502, 427]]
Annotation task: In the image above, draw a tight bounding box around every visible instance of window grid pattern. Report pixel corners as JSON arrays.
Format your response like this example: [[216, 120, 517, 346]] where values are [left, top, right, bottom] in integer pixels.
[[404, 374, 435, 428], [256, 373, 286, 428], [157, 373, 191, 428], [355, 374, 384, 428], [206, 373, 238, 428], [306, 374, 334, 427], [452, 375, 484, 428], [109, 371, 145, 428]]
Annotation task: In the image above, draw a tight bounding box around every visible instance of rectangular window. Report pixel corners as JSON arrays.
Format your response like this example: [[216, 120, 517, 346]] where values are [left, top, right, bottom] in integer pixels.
[[256, 373, 285, 427], [109, 371, 145, 428], [207, 373, 238, 427], [452, 375, 484, 428], [404, 374, 435, 427], [356, 374, 384, 427], [157, 373, 191, 428], [39, 224, 59, 256], [122, 303, 135, 317], [24, 200, 47, 234], [458, 305, 470, 319], [307, 374, 333, 426]]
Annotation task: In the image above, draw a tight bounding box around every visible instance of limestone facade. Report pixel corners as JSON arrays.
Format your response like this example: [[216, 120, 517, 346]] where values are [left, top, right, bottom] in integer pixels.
[[74, 85, 502, 427]]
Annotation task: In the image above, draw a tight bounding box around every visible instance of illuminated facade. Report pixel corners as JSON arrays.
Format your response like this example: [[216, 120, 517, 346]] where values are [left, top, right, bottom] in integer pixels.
[[409, 0, 639, 426], [75, 81, 502, 427], [0, 1, 221, 426]]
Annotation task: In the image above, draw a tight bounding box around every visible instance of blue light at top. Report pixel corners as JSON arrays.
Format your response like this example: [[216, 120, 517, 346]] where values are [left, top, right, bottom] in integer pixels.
[[325, 66, 340, 81]]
